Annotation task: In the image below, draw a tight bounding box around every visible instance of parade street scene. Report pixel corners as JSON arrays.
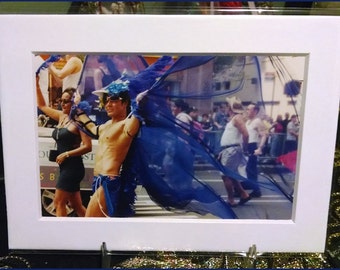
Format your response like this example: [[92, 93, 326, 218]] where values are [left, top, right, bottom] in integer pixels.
[[36, 54, 303, 220]]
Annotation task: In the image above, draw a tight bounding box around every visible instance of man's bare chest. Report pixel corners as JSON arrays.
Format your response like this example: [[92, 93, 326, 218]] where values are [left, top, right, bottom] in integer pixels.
[[99, 122, 125, 142]]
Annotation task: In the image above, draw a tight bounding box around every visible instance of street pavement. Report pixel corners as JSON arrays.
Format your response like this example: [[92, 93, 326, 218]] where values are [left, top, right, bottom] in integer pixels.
[[41, 156, 295, 219], [134, 159, 295, 220]]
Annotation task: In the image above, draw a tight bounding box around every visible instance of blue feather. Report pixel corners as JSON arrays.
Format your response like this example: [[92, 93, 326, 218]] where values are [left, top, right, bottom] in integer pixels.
[[284, 80, 301, 96]]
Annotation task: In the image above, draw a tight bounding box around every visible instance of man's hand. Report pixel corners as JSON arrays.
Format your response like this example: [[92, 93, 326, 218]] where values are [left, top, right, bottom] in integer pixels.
[[74, 90, 81, 105], [254, 148, 262, 156], [136, 90, 148, 104]]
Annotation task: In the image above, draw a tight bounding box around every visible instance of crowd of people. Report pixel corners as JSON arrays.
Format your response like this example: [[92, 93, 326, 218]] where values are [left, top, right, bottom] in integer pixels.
[[170, 98, 299, 206], [171, 101, 299, 158]]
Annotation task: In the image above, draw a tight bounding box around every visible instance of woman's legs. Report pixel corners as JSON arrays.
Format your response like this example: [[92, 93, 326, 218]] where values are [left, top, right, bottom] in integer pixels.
[[54, 189, 86, 217], [54, 189, 70, 217], [69, 191, 86, 217]]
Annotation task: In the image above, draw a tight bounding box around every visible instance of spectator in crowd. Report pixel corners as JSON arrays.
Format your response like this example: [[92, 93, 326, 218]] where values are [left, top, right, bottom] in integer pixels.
[[213, 102, 228, 130], [166, 99, 196, 199], [93, 55, 121, 90], [213, 103, 228, 154], [284, 114, 299, 154], [269, 114, 285, 157], [187, 106, 204, 140], [245, 102, 268, 198], [200, 113, 214, 148], [261, 115, 273, 155], [281, 112, 290, 134], [171, 99, 192, 127]]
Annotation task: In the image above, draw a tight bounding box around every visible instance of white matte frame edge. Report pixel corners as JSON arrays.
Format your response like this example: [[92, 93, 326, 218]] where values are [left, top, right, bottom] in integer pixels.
[[0, 15, 339, 253]]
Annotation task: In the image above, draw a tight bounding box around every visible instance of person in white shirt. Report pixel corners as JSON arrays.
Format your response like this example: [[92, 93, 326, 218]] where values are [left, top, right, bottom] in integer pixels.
[[245, 103, 268, 198], [284, 114, 299, 153], [171, 99, 192, 126], [48, 54, 83, 91], [219, 96, 251, 206]]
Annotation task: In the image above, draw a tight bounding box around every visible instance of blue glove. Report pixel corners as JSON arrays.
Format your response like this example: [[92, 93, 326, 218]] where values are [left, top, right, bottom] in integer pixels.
[[131, 99, 145, 121], [35, 55, 61, 75], [69, 101, 92, 119]]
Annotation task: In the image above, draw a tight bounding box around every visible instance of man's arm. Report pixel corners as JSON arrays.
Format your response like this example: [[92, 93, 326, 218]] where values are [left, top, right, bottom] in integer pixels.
[[124, 89, 148, 137], [70, 91, 100, 139], [124, 115, 140, 138], [234, 115, 249, 151], [49, 56, 82, 80], [74, 112, 100, 139], [254, 118, 268, 156], [36, 74, 62, 122]]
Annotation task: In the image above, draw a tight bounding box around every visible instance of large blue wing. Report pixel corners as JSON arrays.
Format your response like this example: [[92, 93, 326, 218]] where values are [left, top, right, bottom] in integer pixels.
[[125, 56, 244, 218], [75, 55, 270, 219]]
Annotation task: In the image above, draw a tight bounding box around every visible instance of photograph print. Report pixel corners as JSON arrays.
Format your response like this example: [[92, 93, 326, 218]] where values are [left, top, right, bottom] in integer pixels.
[[35, 53, 305, 220]]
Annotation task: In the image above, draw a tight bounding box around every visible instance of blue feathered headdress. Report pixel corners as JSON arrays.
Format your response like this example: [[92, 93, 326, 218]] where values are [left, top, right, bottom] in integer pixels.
[[92, 79, 130, 99]]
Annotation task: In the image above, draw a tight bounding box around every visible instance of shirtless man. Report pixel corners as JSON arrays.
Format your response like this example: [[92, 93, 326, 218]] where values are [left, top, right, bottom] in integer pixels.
[[72, 82, 142, 217]]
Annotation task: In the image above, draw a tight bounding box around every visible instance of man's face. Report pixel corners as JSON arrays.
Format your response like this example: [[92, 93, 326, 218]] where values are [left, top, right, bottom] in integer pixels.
[[104, 97, 126, 118], [246, 104, 256, 118], [226, 103, 232, 116], [190, 110, 198, 120], [220, 103, 227, 112], [171, 103, 181, 116], [291, 116, 298, 124]]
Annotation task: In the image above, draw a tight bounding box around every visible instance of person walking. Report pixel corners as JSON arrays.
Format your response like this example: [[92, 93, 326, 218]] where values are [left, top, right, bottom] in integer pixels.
[[219, 96, 251, 206], [71, 81, 141, 217], [245, 103, 268, 198], [36, 74, 92, 217]]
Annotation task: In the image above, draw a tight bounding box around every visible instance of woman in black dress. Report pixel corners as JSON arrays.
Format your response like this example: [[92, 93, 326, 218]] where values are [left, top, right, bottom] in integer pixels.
[[36, 74, 92, 217]]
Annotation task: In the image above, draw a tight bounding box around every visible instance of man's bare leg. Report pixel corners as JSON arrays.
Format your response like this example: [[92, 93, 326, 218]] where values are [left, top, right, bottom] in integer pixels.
[[85, 186, 108, 217]]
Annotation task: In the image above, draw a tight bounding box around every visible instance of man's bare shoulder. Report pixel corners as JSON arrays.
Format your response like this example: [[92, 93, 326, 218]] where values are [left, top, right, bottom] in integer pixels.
[[97, 120, 111, 133]]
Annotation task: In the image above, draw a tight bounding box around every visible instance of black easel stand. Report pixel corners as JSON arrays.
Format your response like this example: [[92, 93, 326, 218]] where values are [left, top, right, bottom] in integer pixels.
[[101, 242, 111, 268]]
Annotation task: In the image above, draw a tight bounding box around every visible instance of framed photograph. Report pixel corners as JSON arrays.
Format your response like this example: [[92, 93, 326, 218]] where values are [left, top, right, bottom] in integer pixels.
[[0, 15, 339, 253]]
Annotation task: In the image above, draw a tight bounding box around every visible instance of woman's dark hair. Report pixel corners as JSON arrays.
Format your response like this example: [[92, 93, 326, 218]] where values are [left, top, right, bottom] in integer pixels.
[[173, 99, 189, 112], [62, 88, 76, 97]]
